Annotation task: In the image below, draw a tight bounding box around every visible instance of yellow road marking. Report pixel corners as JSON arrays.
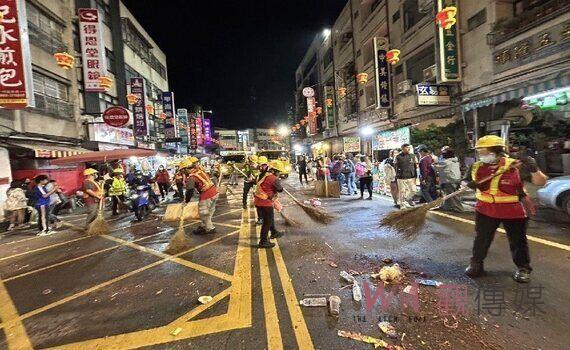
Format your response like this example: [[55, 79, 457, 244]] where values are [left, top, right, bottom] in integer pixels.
[[273, 242, 314, 350], [0, 279, 33, 349], [375, 195, 570, 251], [46, 198, 253, 349], [2, 231, 168, 282], [258, 233, 284, 349], [102, 234, 235, 281], [0, 232, 238, 331]]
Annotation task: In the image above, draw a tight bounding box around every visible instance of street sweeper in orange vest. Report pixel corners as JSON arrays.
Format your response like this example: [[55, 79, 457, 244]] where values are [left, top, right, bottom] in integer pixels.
[[254, 160, 285, 248]]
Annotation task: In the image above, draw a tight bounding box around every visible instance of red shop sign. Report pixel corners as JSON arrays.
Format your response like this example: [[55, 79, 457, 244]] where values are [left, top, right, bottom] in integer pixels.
[[103, 106, 130, 127], [0, 0, 33, 109]]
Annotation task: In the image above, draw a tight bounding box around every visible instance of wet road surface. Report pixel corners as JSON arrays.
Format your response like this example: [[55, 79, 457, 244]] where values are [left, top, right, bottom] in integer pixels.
[[0, 177, 568, 349]]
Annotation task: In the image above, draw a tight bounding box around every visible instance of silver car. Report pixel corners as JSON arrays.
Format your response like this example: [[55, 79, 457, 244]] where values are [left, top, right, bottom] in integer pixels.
[[537, 175, 570, 216]]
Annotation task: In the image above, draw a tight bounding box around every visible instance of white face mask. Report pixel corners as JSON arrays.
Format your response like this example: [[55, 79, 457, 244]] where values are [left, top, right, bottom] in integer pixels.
[[479, 153, 497, 164]]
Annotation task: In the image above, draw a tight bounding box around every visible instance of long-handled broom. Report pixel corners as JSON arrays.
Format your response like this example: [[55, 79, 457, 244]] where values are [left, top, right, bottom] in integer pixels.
[[273, 198, 300, 227], [282, 188, 335, 224], [165, 203, 190, 254], [380, 163, 517, 240], [87, 195, 110, 236]]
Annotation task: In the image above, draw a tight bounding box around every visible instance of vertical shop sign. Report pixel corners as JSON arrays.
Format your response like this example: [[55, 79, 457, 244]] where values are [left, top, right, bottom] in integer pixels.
[[203, 118, 212, 144], [162, 92, 178, 139], [373, 37, 391, 109], [324, 85, 335, 129], [0, 0, 34, 108], [130, 77, 148, 136], [436, 0, 462, 82], [306, 97, 317, 135], [188, 113, 198, 151], [78, 8, 107, 91]]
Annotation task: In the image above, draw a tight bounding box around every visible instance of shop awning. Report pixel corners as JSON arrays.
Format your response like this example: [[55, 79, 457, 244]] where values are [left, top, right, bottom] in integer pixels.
[[3, 140, 90, 158], [394, 106, 459, 127], [461, 70, 570, 112]]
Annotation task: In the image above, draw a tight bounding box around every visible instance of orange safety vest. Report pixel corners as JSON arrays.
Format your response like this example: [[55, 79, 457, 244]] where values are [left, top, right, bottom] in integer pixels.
[[188, 167, 215, 193], [254, 173, 271, 200], [471, 157, 519, 204], [83, 179, 103, 199]]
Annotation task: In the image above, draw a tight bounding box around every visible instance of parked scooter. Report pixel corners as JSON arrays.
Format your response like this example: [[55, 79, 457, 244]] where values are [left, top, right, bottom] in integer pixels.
[[130, 185, 159, 221]]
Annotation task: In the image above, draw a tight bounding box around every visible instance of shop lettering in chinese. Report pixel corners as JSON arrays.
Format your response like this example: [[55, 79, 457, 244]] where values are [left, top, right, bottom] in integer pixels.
[[203, 118, 212, 144], [188, 113, 198, 150], [78, 8, 106, 92], [306, 96, 317, 135], [371, 127, 410, 151], [493, 21, 570, 74], [343, 137, 361, 153], [416, 83, 451, 106], [162, 91, 178, 139], [130, 77, 148, 137], [0, 0, 34, 108], [373, 37, 391, 109], [437, 0, 462, 83], [324, 85, 335, 129]]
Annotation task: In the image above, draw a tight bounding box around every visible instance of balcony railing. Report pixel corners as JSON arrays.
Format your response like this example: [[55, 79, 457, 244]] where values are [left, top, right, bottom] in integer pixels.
[[32, 93, 74, 120], [487, 0, 569, 46], [27, 22, 67, 54]]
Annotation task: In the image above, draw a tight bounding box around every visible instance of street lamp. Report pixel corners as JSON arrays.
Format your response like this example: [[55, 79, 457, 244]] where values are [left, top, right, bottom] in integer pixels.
[[322, 28, 331, 38], [360, 126, 375, 136], [278, 125, 290, 137], [293, 144, 303, 152]]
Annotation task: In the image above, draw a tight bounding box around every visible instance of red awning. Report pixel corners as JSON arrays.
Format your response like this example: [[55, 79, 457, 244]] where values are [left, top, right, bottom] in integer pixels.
[[51, 149, 157, 165]]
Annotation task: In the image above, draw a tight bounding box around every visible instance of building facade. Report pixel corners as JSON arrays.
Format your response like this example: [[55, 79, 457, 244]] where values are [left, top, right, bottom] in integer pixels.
[[293, 0, 569, 174]]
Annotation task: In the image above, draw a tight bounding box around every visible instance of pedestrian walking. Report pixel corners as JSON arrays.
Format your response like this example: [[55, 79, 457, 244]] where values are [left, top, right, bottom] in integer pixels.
[[83, 169, 103, 229], [254, 160, 285, 248], [46, 179, 63, 228], [417, 146, 438, 203], [242, 155, 259, 209], [395, 144, 418, 208], [181, 157, 219, 235], [33, 175, 59, 236], [297, 155, 308, 184], [108, 168, 128, 216], [463, 135, 548, 283], [356, 156, 373, 200], [228, 162, 239, 186], [330, 155, 342, 182], [5, 180, 28, 231], [433, 148, 464, 212], [154, 165, 171, 200], [341, 154, 357, 195], [383, 150, 399, 206]]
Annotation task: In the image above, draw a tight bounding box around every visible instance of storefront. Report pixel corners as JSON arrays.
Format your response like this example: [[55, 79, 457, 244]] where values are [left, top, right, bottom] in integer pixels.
[[370, 126, 411, 161]]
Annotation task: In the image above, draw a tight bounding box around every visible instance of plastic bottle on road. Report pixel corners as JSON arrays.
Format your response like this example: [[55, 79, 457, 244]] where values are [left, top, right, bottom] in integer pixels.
[[299, 297, 327, 307], [352, 282, 362, 302]]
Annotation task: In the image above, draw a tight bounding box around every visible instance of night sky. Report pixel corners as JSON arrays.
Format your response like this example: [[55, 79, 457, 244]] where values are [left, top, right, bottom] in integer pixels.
[[122, 0, 346, 130]]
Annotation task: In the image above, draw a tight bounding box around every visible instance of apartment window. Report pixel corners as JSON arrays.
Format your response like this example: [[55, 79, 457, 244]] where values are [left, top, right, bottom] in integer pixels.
[[33, 72, 68, 101], [95, 0, 111, 26], [106, 49, 115, 74], [403, 0, 426, 31], [26, 3, 64, 36], [365, 84, 376, 107], [514, 0, 550, 16], [99, 93, 118, 111], [322, 47, 333, 68], [468, 9, 487, 31], [405, 46, 434, 84], [392, 10, 400, 23]]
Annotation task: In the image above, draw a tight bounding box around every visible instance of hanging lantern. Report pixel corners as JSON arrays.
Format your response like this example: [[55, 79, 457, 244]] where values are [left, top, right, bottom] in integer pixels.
[[145, 104, 154, 115], [436, 6, 458, 30], [53, 52, 75, 69], [325, 98, 333, 107], [316, 107, 323, 115], [386, 49, 401, 65], [126, 93, 138, 105], [98, 76, 113, 90], [338, 87, 347, 98], [356, 73, 368, 84], [159, 112, 167, 120]]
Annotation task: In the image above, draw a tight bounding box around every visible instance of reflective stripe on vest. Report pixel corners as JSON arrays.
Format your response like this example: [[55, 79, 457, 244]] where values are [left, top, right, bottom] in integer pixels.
[[83, 180, 102, 199], [254, 173, 271, 200], [471, 157, 519, 203], [189, 168, 214, 192]]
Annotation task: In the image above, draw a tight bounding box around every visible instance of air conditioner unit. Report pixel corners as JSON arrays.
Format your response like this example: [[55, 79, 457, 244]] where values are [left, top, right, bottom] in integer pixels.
[[423, 65, 437, 82], [397, 80, 412, 95]]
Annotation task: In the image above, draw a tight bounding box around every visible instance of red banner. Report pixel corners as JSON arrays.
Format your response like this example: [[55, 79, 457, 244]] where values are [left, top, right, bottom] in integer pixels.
[[0, 0, 32, 108]]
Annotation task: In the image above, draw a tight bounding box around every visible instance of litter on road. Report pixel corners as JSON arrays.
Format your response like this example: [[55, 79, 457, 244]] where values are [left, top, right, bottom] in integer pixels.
[[299, 297, 327, 307], [198, 295, 213, 304], [170, 327, 182, 336], [373, 264, 402, 284], [328, 295, 341, 316], [337, 330, 403, 349], [416, 278, 443, 287], [378, 321, 398, 339]]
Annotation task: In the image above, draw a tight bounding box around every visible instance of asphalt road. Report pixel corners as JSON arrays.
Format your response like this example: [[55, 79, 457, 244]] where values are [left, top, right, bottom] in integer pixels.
[[0, 176, 568, 349]]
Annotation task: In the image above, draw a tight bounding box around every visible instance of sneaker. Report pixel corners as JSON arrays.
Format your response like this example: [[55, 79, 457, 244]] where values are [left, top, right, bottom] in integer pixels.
[[270, 231, 284, 239], [204, 228, 216, 235], [359, 196, 364, 200], [37, 230, 55, 237], [464, 262, 485, 278], [256, 219, 263, 225], [192, 226, 207, 235], [513, 268, 531, 283], [366, 196, 373, 200], [258, 241, 275, 249]]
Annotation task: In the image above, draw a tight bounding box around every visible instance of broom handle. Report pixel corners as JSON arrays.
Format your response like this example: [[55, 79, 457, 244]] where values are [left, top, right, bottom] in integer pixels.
[[440, 163, 517, 202], [282, 187, 302, 206]]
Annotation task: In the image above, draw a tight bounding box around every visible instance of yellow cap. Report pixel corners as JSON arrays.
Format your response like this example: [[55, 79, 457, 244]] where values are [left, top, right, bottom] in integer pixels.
[[474, 135, 505, 149], [269, 160, 286, 173], [248, 155, 258, 163], [179, 156, 199, 168], [258, 156, 268, 165], [113, 167, 124, 174], [84, 168, 98, 176]]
